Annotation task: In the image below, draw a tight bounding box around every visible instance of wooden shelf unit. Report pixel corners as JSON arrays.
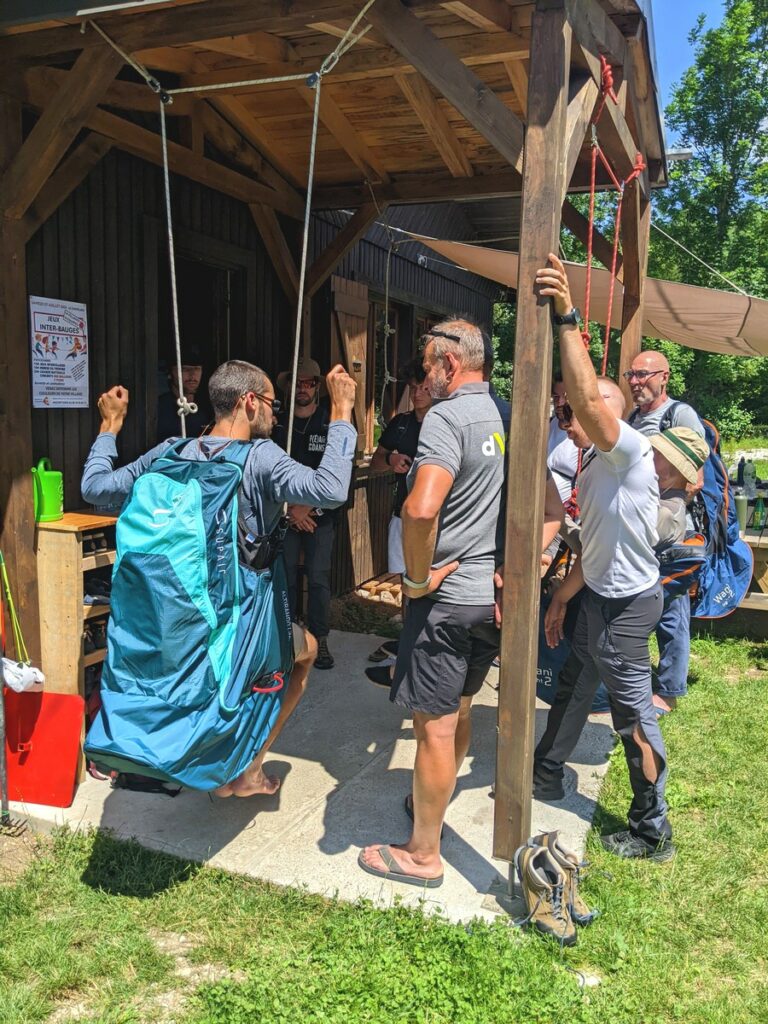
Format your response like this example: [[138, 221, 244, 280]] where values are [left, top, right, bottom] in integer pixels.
[[36, 511, 117, 697]]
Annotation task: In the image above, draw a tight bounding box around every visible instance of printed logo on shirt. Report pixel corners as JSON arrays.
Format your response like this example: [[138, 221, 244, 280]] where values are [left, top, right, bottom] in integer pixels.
[[481, 432, 506, 457], [307, 434, 327, 453]]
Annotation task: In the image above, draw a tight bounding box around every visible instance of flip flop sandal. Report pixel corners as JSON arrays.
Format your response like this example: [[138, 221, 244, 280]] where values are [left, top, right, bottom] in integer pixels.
[[404, 794, 445, 838], [357, 845, 443, 889]]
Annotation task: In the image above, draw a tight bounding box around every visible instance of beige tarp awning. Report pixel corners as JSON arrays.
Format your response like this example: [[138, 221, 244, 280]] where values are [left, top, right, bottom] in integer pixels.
[[412, 235, 768, 357]]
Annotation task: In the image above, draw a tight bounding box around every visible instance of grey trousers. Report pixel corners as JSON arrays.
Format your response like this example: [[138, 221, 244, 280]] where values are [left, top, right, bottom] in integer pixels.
[[535, 582, 671, 846]]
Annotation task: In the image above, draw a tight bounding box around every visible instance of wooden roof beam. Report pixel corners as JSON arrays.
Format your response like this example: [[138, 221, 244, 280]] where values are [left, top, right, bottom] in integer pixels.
[[208, 95, 308, 190], [564, 0, 626, 67], [504, 58, 529, 116], [197, 101, 278, 183], [366, 0, 525, 175], [249, 204, 299, 304], [395, 72, 473, 179], [306, 203, 382, 298], [20, 65, 194, 116], [87, 108, 304, 218], [0, 44, 123, 219], [441, 0, 520, 32], [314, 169, 521, 209], [297, 86, 391, 185], [21, 133, 112, 243], [0, 2, 360, 62], [190, 31, 299, 64]]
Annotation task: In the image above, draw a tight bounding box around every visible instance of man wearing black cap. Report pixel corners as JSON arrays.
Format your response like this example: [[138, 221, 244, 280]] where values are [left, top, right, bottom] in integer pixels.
[[273, 357, 340, 670], [156, 348, 212, 442]]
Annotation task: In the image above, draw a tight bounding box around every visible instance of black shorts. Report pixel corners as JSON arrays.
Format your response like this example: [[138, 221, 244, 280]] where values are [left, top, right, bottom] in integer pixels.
[[390, 599, 499, 716]]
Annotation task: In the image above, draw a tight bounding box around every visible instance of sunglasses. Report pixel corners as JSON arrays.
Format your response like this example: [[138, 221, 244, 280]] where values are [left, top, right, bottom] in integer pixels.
[[622, 369, 664, 383], [241, 392, 281, 414]]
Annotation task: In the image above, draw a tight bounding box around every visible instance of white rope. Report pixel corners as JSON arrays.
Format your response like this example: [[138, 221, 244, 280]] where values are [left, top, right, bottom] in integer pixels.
[[159, 101, 197, 436], [651, 220, 748, 296], [87, 19, 167, 98]]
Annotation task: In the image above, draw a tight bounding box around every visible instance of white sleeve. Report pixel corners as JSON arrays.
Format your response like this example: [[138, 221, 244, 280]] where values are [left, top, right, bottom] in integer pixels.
[[597, 419, 647, 471]]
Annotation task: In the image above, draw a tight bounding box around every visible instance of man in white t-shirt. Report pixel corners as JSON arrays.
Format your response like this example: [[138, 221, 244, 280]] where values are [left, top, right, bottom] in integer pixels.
[[532, 255, 673, 863], [625, 350, 706, 714]]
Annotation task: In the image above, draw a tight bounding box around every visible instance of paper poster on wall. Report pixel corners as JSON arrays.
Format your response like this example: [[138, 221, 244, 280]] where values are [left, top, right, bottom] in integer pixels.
[[29, 296, 89, 408]]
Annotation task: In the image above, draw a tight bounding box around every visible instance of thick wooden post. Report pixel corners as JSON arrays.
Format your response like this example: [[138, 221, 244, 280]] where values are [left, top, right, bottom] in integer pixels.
[[494, 1, 572, 864], [0, 97, 41, 664], [618, 181, 650, 410]]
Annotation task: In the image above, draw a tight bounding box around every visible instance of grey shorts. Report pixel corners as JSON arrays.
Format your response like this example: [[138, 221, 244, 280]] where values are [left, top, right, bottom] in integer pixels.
[[390, 599, 499, 716]]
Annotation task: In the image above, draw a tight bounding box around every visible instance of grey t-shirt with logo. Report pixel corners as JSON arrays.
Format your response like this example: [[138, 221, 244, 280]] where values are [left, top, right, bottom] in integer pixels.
[[408, 382, 506, 605], [629, 396, 705, 438]]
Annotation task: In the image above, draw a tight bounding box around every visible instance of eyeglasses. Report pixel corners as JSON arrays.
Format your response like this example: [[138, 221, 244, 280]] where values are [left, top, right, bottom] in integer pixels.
[[242, 392, 281, 414], [622, 369, 664, 383], [296, 378, 318, 390]]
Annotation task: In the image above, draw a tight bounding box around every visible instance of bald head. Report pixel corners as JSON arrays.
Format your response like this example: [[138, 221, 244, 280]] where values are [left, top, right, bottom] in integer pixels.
[[596, 376, 626, 418], [628, 349, 670, 411], [632, 350, 669, 374]]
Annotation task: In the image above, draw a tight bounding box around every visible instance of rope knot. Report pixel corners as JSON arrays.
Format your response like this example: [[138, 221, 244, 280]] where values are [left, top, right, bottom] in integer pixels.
[[176, 396, 198, 417], [600, 55, 617, 100]]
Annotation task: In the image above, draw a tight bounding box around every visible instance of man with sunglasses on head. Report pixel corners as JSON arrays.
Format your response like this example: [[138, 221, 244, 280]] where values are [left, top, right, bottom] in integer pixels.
[[82, 359, 356, 797], [273, 357, 341, 671], [625, 352, 706, 716]]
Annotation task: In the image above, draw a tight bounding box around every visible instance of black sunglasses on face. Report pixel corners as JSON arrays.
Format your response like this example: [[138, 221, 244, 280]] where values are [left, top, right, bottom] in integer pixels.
[[242, 392, 281, 414]]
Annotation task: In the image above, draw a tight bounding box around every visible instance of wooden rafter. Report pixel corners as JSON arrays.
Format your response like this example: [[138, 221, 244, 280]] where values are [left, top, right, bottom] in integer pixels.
[[0, 44, 123, 220], [366, 0, 525, 175], [310, 20, 379, 47], [191, 31, 299, 63], [564, 0, 626, 66], [503, 58, 529, 115], [87, 108, 304, 218], [314, 170, 521, 209], [210, 95, 308, 190], [306, 203, 381, 298], [20, 65, 193, 117], [297, 86, 391, 184], [395, 73, 473, 179], [22, 134, 112, 243], [0, 1, 360, 61], [249, 204, 299, 303], [197, 102, 276, 183], [441, 0, 519, 32], [563, 74, 600, 186]]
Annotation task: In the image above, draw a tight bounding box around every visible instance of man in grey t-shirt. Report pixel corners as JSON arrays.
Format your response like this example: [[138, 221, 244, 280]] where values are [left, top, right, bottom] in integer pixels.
[[359, 319, 562, 888]]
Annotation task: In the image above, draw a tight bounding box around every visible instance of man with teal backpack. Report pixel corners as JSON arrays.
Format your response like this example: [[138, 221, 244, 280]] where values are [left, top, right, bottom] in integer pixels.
[[81, 360, 356, 797]]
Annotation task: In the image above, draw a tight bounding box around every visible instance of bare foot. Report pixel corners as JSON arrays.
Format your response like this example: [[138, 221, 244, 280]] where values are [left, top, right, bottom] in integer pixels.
[[653, 694, 676, 713], [360, 843, 442, 881], [214, 783, 235, 798], [230, 768, 281, 797]]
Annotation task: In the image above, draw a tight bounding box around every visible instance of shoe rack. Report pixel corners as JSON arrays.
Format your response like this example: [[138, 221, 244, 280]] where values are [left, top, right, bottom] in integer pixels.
[[35, 511, 118, 698]]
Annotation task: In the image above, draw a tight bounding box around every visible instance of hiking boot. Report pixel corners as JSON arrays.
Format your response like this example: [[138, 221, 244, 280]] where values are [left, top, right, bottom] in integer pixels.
[[601, 829, 676, 863], [532, 763, 565, 802], [514, 844, 577, 946], [531, 830, 598, 926], [314, 637, 334, 670], [365, 666, 393, 689], [368, 639, 399, 663]]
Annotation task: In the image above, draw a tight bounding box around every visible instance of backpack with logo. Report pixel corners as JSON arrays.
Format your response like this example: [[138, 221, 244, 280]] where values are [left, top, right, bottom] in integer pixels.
[[630, 403, 754, 617], [84, 439, 294, 790]]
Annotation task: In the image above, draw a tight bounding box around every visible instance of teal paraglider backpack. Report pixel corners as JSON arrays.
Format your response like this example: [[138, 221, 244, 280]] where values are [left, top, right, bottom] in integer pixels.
[[84, 439, 294, 790]]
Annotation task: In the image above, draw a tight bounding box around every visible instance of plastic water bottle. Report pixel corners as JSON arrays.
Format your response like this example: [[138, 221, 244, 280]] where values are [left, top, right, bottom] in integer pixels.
[[754, 494, 766, 530], [744, 459, 757, 499], [737, 456, 745, 486]]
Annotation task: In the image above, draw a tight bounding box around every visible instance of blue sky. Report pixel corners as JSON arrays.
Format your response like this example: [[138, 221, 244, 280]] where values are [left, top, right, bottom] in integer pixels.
[[651, 0, 726, 110]]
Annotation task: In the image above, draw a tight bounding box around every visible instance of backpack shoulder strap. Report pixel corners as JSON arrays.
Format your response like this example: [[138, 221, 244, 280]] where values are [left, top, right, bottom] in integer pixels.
[[660, 401, 682, 433]]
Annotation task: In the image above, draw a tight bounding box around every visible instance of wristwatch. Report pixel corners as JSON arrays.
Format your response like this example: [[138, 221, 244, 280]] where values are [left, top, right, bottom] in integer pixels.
[[552, 307, 581, 327]]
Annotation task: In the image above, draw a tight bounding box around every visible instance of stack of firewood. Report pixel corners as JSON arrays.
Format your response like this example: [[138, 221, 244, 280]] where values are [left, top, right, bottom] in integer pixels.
[[354, 575, 402, 607]]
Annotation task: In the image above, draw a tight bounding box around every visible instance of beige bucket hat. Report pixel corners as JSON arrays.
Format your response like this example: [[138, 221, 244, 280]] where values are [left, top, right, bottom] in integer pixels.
[[650, 426, 710, 484]]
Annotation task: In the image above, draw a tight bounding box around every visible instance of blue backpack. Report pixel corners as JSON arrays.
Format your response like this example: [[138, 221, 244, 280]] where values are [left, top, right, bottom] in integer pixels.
[[84, 439, 294, 790], [651, 411, 753, 617]]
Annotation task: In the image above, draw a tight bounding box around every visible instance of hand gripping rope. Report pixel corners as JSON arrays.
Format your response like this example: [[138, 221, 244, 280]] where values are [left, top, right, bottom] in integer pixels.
[[581, 55, 646, 374], [88, 1, 379, 444]]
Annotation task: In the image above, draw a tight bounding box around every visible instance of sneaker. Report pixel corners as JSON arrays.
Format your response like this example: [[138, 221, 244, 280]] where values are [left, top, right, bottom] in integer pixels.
[[601, 829, 676, 863], [365, 666, 393, 689], [531, 830, 598, 925], [314, 637, 334, 670], [532, 763, 565, 802], [514, 844, 577, 946], [368, 639, 399, 663]]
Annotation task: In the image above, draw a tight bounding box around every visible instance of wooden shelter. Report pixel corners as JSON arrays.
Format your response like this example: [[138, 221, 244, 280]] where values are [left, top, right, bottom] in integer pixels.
[[0, 0, 665, 866]]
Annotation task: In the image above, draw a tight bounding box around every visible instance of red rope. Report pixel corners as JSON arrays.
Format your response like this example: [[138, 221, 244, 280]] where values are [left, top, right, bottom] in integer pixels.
[[579, 54, 646, 373]]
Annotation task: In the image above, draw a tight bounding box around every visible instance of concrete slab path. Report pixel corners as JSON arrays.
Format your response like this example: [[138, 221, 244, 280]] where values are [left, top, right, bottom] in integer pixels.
[[11, 630, 616, 924]]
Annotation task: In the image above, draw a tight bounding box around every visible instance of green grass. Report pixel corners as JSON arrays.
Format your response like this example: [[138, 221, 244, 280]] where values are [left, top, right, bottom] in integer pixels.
[[721, 434, 768, 455], [2, 637, 767, 1023]]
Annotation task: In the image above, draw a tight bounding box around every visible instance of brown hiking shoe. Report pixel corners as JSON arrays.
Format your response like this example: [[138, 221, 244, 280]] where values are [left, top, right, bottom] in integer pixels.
[[514, 845, 577, 946], [531, 830, 598, 926]]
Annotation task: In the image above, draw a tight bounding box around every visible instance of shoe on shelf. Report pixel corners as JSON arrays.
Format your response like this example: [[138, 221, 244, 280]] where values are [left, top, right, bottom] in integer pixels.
[[365, 666, 393, 689], [532, 762, 565, 802], [530, 830, 598, 926], [601, 829, 676, 863], [314, 637, 334, 670], [92, 531, 108, 551], [514, 844, 577, 946], [83, 627, 96, 654], [368, 639, 399, 663]]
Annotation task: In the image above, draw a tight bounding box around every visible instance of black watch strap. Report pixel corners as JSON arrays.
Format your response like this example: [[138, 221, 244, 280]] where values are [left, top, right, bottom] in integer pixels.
[[553, 307, 581, 326]]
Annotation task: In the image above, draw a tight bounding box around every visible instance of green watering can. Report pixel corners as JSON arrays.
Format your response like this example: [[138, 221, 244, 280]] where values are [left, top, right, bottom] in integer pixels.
[[31, 458, 63, 523]]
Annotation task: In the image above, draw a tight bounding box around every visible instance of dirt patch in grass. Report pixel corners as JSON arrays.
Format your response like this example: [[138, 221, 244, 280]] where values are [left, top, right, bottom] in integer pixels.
[[0, 828, 42, 885]]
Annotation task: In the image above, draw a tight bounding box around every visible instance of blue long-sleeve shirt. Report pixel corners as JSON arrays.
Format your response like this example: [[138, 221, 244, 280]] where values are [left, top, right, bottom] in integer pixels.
[[81, 423, 357, 535]]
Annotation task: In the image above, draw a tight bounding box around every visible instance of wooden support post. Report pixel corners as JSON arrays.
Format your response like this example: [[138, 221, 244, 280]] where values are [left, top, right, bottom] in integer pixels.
[[618, 180, 650, 409], [0, 45, 123, 220], [0, 97, 41, 665], [305, 203, 381, 298], [249, 204, 299, 304], [494, 1, 572, 867]]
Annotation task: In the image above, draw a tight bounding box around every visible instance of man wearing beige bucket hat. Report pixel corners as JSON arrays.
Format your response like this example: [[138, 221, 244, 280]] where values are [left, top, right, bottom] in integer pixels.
[[274, 356, 340, 671], [650, 427, 710, 550]]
